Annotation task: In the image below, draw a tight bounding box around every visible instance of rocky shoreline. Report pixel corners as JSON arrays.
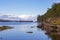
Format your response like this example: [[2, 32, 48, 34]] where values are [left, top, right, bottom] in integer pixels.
[[37, 22, 60, 35]]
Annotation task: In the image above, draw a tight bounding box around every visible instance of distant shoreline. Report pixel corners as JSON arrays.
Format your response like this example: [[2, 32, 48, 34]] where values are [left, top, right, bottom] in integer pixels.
[[0, 21, 34, 22], [0, 20, 34, 22]]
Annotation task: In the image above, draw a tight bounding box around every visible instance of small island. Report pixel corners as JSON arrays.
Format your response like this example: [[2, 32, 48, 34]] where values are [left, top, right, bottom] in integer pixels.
[[0, 26, 13, 31]]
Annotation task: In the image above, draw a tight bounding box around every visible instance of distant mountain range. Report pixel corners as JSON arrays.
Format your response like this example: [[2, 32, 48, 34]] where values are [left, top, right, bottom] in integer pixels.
[[0, 14, 37, 22], [0, 19, 34, 22]]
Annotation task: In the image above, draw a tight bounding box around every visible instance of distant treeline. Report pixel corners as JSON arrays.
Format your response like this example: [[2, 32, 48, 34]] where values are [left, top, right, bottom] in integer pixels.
[[0, 19, 33, 22]]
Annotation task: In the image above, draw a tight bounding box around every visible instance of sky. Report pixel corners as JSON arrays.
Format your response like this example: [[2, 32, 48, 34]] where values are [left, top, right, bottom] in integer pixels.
[[0, 0, 59, 16]]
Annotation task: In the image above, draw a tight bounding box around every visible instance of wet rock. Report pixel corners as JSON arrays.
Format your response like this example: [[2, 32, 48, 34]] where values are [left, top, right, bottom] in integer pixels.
[[26, 31, 33, 33], [31, 26, 34, 28], [37, 25, 42, 28], [45, 32, 51, 34], [50, 25, 57, 29]]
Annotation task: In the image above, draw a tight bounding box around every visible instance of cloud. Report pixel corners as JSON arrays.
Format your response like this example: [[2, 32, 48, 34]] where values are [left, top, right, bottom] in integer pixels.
[[0, 14, 37, 21], [18, 15, 37, 21]]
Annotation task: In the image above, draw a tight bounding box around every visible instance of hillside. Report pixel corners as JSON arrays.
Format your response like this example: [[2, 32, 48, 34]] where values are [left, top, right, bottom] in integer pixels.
[[37, 3, 60, 25]]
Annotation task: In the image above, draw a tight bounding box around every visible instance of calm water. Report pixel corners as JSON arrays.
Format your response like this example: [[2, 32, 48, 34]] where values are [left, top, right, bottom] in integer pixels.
[[0, 22, 51, 40]]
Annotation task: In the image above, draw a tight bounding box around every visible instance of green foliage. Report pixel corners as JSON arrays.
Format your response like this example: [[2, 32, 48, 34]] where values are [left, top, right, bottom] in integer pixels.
[[44, 3, 60, 18], [37, 3, 60, 24], [37, 15, 45, 22], [37, 15, 41, 22]]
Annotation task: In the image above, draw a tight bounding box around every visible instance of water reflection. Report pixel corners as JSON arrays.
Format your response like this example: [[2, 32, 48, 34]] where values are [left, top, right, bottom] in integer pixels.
[[0, 26, 13, 40], [46, 34, 60, 40]]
